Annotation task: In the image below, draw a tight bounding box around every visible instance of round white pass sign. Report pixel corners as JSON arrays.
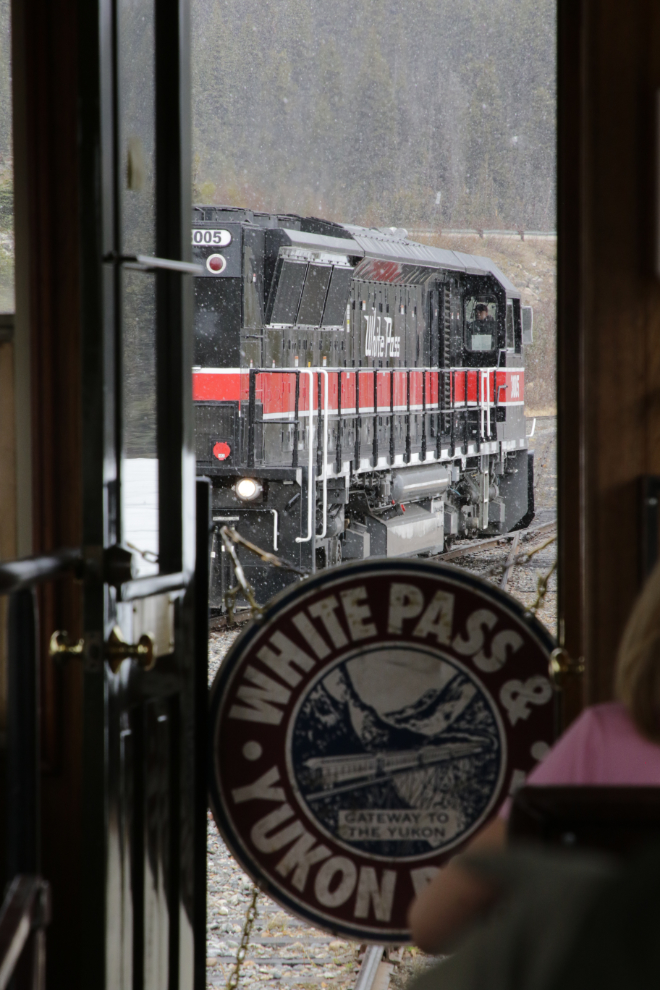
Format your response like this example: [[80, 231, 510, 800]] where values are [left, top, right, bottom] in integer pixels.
[[208, 559, 555, 942]]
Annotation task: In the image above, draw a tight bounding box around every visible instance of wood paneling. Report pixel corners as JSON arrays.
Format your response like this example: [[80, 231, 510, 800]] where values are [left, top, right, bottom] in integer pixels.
[[11, 0, 84, 984], [0, 340, 16, 567], [558, 0, 660, 711], [0, 336, 16, 743]]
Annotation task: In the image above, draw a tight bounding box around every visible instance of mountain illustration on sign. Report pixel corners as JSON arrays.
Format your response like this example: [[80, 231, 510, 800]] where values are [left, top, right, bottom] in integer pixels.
[[291, 650, 502, 857]]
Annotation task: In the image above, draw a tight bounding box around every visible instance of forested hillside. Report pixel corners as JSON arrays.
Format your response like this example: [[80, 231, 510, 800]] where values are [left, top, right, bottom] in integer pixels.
[[192, 0, 556, 231]]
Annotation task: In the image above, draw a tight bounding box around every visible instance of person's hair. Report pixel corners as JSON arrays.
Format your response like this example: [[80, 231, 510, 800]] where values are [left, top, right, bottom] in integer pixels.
[[615, 560, 660, 741], [476, 303, 489, 313]]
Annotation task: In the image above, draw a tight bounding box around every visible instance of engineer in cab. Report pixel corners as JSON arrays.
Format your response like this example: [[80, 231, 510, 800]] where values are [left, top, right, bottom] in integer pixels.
[[468, 301, 497, 352]]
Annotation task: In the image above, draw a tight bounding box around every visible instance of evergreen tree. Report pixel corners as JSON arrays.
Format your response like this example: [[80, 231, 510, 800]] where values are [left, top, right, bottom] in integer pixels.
[[188, 0, 557, 231]]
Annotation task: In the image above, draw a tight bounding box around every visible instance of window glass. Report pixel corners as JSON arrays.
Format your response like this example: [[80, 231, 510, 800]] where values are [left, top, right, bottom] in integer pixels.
[[117, 0, 158, 575], [121, 270, 158, 575], [506, 301, 515, 349], [465, 297, 497, 352], [322, 267, 352, 327], [297, 263, 331, 326], [118, 0, 155, 256], [269, 260, 306, 325]]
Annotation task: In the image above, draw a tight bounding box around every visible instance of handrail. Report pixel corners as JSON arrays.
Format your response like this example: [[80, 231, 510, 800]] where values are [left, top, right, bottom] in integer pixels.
[[105, 252, 205, 276], [292, 370, 300, 468], [295, 369, 315, 544], [421, 370, 427, 460], [335, 369, 343, 473], [247, 368, 257, 468], [372, 368, 378, 466], [318, 369, 329, 538], [480, 369, 489, 440], [0, 548, 83, 594], [0, 875, 50, 990], [118, 569, 188, 602], [241, 365, 505, 481]]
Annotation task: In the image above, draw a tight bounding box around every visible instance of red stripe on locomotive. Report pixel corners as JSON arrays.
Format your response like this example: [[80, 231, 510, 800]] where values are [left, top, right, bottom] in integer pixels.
[[192, 368, 524, 412]]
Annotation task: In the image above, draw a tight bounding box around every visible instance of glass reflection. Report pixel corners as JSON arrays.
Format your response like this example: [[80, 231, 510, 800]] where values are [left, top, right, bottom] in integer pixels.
[[118, 0, 156, 256], [121, 270, 158, 576], [118, 0, 158, 575]]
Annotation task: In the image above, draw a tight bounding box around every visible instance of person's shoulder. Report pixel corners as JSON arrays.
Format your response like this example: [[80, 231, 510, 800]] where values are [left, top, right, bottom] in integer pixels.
[[578, 702, 631, 735], [525, 704, 619, 785]]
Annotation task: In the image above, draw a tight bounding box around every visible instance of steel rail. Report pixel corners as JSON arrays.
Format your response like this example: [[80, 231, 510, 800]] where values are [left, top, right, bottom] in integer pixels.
[[354, 945, 386, 990], [437, 519, 556, 562], [500, 530, 521, 591]]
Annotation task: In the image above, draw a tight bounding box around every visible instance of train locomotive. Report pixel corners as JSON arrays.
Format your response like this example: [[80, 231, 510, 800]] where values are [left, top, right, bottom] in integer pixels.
[[192, 206, 535, 607]]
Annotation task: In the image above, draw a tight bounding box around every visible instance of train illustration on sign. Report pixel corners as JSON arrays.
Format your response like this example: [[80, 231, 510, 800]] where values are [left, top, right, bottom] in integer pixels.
[[192, 206, 534, 607], [303, 740, 491, 800]]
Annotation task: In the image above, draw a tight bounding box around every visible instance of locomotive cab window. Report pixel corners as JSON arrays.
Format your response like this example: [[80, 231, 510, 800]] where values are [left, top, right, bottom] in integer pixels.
[[465, 297, 498, 352], [506, 300, 515, 350]]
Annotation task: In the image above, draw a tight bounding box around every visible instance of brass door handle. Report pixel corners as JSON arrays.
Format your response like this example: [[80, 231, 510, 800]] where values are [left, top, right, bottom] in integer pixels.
[[549, 647, 585, 687], [105, 625, 155, 673], [50, 626, 156, 673], [49, 631, 84, 659]]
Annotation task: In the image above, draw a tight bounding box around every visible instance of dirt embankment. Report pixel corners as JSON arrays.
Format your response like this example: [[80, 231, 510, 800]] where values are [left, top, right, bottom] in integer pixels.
[[422, 234, 557, 417]]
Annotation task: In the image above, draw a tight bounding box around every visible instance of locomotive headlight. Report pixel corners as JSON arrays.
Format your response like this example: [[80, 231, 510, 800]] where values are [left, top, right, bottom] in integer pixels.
[[235, 478, 262, 502]]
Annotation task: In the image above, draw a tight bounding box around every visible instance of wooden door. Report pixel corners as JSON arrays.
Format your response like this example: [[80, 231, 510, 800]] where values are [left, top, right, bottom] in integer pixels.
[[77, 2, 207, 987]]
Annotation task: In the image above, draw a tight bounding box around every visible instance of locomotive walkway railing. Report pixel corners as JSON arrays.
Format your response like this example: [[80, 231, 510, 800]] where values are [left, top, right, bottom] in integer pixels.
[[243, 365, 500, 543], [248, 367, 329, 544], [244, 365, 500, 475]]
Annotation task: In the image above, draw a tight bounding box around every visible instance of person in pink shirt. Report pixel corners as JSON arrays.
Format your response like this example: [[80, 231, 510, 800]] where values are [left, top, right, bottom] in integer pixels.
[[409, 561, 660, 953], [515, 701, 660, 788]]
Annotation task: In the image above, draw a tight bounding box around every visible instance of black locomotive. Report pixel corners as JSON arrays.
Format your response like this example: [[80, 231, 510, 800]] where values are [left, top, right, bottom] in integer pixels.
[[193, 206, 534, 607]]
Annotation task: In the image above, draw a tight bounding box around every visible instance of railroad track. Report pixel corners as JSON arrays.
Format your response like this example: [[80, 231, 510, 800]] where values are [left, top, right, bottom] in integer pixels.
[[210, 519, 558, 632], [435, 518, 556, 562], [439, 518, 558, 630]]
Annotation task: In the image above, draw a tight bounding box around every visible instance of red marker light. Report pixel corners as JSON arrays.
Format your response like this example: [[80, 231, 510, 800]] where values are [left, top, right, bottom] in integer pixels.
[[213, 441, 231, 461], [206, 254, 227, 274]]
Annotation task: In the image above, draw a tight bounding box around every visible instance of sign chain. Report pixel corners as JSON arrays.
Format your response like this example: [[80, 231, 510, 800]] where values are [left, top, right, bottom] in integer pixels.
[[525, 557, 557, 617], [225, 885, 259, 990], [219, 526, 266, 622], [219, 525, 308, 623]]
